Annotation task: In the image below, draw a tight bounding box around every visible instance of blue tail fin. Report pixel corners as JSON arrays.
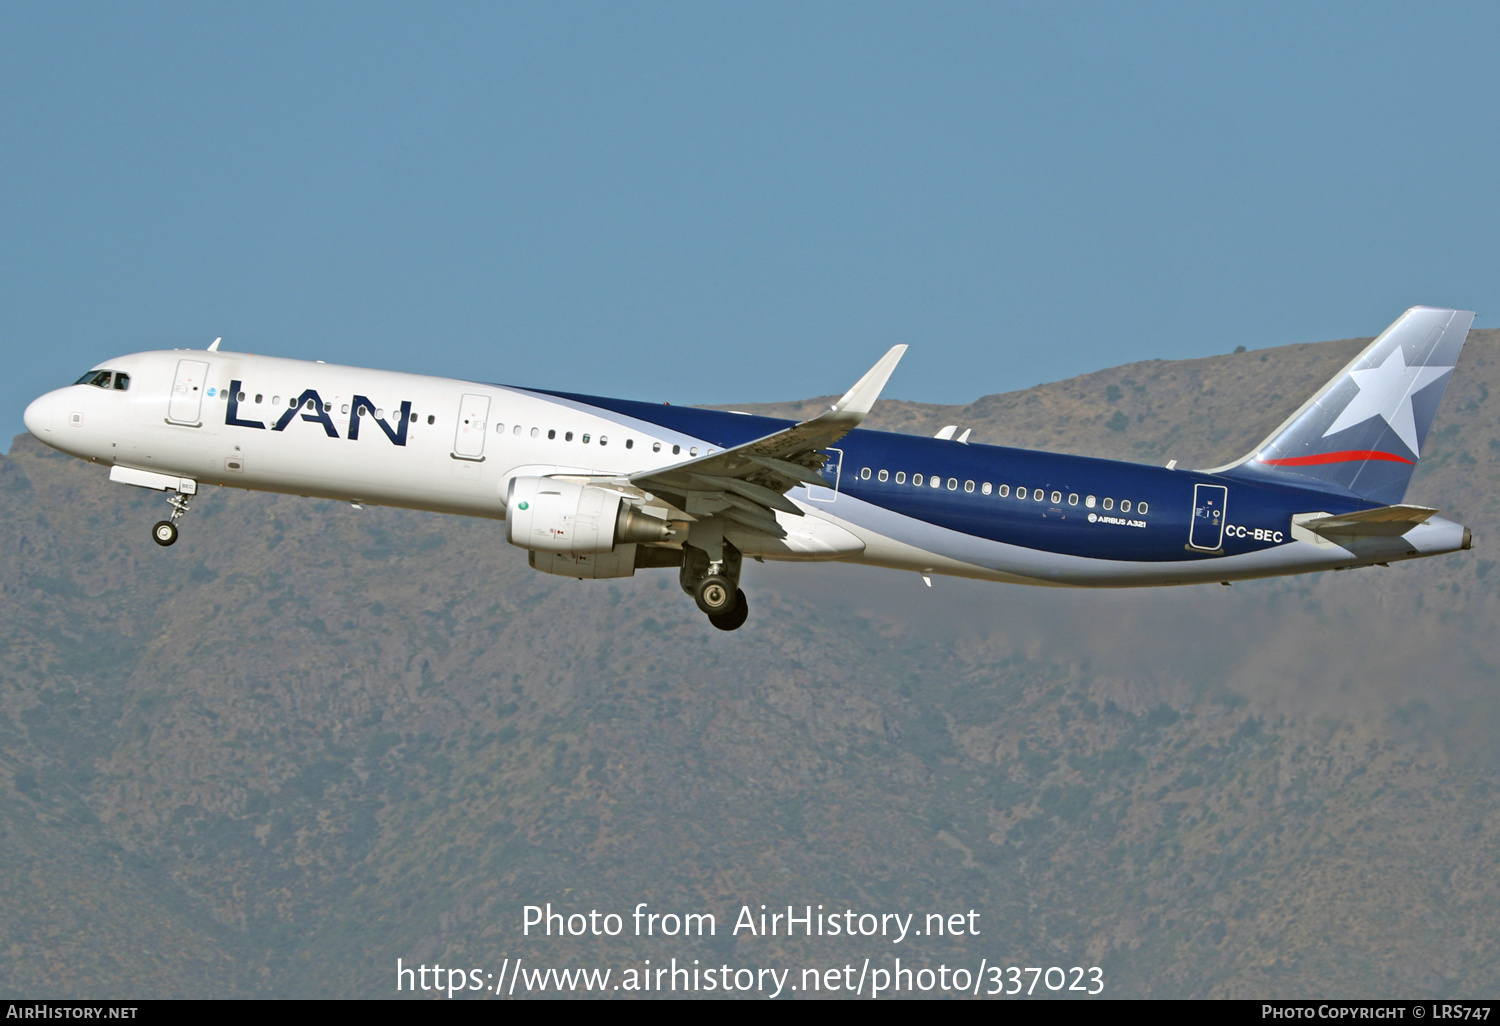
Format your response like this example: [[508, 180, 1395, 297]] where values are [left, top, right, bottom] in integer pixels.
[[1215, 306, 1474, 504]]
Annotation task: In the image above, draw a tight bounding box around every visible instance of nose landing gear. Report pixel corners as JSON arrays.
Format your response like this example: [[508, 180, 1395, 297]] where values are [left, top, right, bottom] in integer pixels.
[[681, 542, 749, 631], [151, 490, 192, 547]]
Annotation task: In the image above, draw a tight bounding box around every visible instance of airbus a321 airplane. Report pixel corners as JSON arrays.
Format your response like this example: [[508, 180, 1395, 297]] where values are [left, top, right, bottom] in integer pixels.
[[23, 306, 1475, 631]]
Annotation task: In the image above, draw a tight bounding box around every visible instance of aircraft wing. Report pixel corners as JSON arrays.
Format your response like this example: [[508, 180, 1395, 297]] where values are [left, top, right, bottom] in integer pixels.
[[629, 345, 906, 537]]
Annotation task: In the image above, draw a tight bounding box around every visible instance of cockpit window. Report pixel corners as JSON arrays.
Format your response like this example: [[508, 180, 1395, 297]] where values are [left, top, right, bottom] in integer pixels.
[[73, 369, 127, 390], [75, 370, 113, 388]]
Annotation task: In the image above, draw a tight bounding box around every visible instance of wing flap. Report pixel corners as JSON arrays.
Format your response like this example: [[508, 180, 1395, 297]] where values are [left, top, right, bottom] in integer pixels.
[[722, 505, 788, 537], [691, 473, 804, 515]]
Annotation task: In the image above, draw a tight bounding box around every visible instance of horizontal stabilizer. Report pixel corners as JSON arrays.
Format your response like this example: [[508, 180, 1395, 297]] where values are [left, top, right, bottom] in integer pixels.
[[1300, 504, 1439, 537]]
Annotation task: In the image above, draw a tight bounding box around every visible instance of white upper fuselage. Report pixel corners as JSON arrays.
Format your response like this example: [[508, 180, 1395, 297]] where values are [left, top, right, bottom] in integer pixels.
[[26, 349, 698, 517]]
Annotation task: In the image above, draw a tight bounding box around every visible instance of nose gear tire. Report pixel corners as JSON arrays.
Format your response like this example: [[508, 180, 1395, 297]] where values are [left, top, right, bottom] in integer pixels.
[[152, 521, 179, 547]]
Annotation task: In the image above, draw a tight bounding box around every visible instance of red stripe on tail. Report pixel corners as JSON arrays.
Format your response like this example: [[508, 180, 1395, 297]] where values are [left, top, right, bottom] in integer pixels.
[[1261, 450, 1414, 467]]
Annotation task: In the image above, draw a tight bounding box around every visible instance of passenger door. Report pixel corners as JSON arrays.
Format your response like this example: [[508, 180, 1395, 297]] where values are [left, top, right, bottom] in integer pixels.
[[1189, 483, 1228, 551], [167, 359, 209, 426]]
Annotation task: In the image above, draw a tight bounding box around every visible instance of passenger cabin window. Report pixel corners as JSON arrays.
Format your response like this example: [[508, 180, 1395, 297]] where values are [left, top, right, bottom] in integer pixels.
[[1016, 486, 1026, 499], [583, 433, 592, 444], [981, 482, 991, 495], [1102, 498, 1114, 510], [1120, 500, 1131, 512], [894, 471, 905, 483], [999, 484, 1009, 497], [599, 436, 607, 446], [1051, 491, 1062, 504], [547, 429, 556, 439], [626, 439, 634, 449], [1085, 495, 1096, 508], [565, 431, 574, 441], [878, 469, 888, 482], [1068, 493, 1078, 505], [1034, 490, 1044, 502], [913, 474, 923, 486], [931, 476, 941, 489], [428, 415, 437, 425], [672, 445, 681, 455], [1138, 502, 1149, 514], [860, 467, 871, 480]]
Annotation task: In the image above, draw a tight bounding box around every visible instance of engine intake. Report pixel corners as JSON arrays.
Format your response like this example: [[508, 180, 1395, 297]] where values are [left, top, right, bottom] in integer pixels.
[[506, 477, 671, 554]]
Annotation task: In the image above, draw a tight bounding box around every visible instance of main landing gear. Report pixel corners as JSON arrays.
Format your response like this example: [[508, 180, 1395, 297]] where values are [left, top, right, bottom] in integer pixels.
[[151, 490, 192, 547], [681, 542, 749, 631]]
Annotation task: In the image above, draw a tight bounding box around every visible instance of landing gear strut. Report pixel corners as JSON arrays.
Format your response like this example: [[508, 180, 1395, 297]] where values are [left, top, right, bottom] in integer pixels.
[[151, 490, 192, 547], [681, 542, 749, 631]]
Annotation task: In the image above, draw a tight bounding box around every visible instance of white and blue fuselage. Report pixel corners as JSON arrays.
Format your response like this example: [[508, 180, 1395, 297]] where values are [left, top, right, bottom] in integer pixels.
[[23, 334, 1471, 619]]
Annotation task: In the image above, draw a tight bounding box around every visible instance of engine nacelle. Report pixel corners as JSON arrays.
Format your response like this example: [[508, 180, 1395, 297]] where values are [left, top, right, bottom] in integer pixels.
[[529, 547, 638, 579], [505, 477, 671, 555]]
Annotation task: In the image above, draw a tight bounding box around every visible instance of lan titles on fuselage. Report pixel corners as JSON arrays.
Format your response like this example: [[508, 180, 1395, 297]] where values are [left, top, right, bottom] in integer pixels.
[[25, 307, 1475, 630]]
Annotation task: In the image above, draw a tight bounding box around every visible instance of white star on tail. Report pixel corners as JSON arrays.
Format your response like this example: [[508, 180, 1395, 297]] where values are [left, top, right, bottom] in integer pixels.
[[1321, 347, 1453, 456]]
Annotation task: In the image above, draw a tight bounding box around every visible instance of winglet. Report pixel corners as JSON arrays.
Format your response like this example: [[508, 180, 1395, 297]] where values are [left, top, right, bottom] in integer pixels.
[[811, 345, 907, 427], [207, 337, 222, 352]]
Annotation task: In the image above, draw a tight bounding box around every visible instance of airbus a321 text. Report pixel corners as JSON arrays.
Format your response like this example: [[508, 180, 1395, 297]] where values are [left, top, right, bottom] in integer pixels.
[[24, 307, 1475, 630]]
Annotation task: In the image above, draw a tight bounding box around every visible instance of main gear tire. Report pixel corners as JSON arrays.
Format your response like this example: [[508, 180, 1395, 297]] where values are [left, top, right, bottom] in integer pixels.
[[708, 589, 749, 632], [694, 575, 736, 616]]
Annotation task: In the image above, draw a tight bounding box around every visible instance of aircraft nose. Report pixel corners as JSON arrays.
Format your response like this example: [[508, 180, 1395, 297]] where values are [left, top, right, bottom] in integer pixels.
[[23, 391, 57, 437]]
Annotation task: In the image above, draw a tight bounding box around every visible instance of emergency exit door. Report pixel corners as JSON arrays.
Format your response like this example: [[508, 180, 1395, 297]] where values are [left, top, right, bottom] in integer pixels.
[[452, 394, 490, 460], [804, 448, 843, 503]]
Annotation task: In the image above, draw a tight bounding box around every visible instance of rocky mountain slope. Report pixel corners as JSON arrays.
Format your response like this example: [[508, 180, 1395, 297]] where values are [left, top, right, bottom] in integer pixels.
[[2, 330, 1497, 997]]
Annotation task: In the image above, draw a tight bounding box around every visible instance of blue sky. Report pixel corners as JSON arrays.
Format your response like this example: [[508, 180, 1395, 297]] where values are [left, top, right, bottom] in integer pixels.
[[4, 2, 1499, 438]]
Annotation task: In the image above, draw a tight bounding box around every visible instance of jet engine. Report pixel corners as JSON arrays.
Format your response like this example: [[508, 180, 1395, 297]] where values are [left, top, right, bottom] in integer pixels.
[[505, 477, 672, 555]]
